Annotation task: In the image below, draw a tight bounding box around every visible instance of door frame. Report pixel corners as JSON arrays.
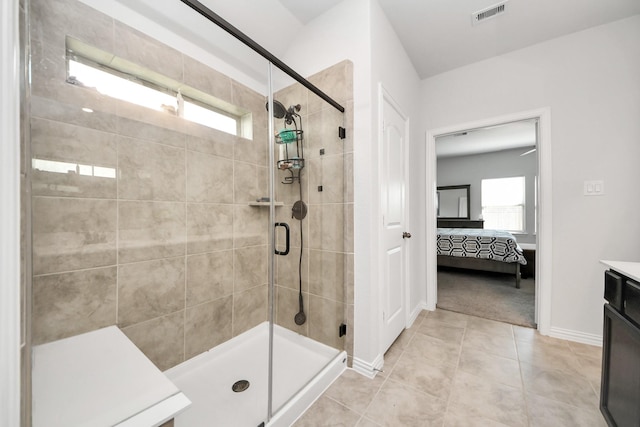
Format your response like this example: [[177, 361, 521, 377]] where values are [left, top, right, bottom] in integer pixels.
[[425, 108, 552, 335], [1, 0, 21, 425], [378, 83, 411, 353]]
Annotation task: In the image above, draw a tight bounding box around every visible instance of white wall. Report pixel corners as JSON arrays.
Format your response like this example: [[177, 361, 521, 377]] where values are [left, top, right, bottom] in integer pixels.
[[437, 148, 538, 244], [421, 15, 640, 338], [284, 0, 423, 373], [369, 0, 424, 329]]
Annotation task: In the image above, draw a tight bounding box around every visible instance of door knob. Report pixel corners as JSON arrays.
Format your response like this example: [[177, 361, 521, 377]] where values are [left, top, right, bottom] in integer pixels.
[[402, 232, 412, 239]]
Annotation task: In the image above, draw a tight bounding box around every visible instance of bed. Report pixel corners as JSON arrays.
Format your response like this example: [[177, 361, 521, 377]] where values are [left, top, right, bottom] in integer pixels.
[[437, 226, 527, 288]]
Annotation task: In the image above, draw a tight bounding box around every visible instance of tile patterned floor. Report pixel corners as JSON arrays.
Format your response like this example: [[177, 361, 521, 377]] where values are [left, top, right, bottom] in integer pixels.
[[294, 309, 606, 427]]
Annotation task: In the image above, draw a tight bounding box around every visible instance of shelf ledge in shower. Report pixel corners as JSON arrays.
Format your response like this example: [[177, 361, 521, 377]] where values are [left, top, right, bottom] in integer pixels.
[[248, 201, 284, 207]]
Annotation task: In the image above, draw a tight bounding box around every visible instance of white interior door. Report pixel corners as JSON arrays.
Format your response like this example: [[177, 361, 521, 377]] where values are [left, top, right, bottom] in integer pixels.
[[381, 91, 408, 353]]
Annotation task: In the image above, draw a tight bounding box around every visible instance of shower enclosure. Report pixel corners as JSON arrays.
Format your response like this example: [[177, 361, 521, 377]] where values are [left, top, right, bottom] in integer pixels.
[[22, 0, 354, 425]]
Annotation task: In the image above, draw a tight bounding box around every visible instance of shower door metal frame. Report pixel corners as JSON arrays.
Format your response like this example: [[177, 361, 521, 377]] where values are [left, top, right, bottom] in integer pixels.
[[178, 0, 345, 114], [174, 2, 345, 422]]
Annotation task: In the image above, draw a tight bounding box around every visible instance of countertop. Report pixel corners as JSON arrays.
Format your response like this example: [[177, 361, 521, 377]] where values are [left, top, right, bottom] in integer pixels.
[[601, 260, 640, 282], [32, 326, 191, 427]]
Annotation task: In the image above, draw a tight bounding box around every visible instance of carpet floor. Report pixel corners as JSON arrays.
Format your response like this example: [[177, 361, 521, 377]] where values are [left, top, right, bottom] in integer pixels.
[[437, 267, 536, 328]]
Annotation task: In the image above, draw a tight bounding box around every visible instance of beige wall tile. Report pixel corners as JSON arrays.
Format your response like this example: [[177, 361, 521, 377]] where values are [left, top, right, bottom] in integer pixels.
[[32, 197, 116, 275], [30, 0, 114, 51], [276, 247, 308, 292], [31, 38, 118, 112], [231, 82, 265, 118], [186, 203, 233, 254], [113, 21, 183, 82], [232, 285, 267, 336], [117, 117, 185, 149], [275, 206, 307, 250], [307, 155, 344, 204], [118, 136, 186, 202], [233, 162, 268, 204], [31, 117, 117, 168], [308, 250, 344, 302], [122, 311, 184, 371], [32, 267, 117, 344], [118, 201, 185, 264], [308, 203, 344, 252], [185, 296, 233, 360], [233, 136, 267, 167], [274, 84, 309, 121], [182, 55, 233, 104], [31, 96, 117, 133], [275, 286, 308, 336], [233, 245, 267, 292], [308, 294, 345, 350], [118, 257, 185, 327], [307, 61, 352, 114], [233, 205, 267, 248], [186, 250, 233, 307], [345, 253, 354, 305], [115, 99, 184, 134], [275, 168, 308, 205], [185, 128, 235, 159], [305, 107, 345, 158], [186, 150, 233, 203], [31, 118, 117, 198], [343, 203, 354, 253], [344, 152, 353, 203]]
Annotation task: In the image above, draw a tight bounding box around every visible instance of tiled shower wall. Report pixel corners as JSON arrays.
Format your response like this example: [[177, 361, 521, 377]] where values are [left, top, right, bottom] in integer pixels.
[[29, 0, 269, 370], [28, 0, 354, 370], [273, 63, 354, 356]]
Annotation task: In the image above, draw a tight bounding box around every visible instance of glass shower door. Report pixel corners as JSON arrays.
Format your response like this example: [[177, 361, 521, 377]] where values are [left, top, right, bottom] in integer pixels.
[[268, 64, 348, 420]]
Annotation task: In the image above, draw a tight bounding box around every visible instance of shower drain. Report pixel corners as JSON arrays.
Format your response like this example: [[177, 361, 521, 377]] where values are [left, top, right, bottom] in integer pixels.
[[232, 379, 250, 393]]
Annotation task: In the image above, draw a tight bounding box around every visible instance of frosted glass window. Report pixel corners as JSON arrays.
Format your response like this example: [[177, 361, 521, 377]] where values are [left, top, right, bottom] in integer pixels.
[[67, 60, 239, 136], [481, 176, 525, 232]]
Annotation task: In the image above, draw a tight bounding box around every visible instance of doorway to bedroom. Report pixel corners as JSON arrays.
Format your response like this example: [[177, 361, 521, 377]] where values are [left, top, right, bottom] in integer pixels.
[[434, 118, 538, 328]]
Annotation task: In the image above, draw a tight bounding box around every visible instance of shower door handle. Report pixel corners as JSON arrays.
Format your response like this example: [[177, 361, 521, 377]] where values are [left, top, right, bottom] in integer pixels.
[[274, 222, 290, 256]]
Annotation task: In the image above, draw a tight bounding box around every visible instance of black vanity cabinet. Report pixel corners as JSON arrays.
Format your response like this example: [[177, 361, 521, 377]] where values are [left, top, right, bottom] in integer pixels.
[[601, 268, 640, 427]]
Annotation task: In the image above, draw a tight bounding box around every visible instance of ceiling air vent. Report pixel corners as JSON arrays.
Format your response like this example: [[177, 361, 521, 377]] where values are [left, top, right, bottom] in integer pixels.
[[471, 1, 508, 26]]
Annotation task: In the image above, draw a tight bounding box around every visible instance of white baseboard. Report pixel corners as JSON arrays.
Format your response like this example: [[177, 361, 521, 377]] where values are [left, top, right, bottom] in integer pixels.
[[421, 301, 435, 312], [548, 326, 603, 347], [352, 353, 384, 379], [407, 305, 422, 328]]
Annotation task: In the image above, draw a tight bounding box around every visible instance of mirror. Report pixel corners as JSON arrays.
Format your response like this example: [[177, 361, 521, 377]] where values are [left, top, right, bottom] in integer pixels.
[[437, 185, 470, 219]]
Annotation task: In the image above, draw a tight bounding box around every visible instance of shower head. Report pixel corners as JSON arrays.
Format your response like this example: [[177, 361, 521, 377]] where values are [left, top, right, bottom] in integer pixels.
[[266, 99, 288, 120], [266, 100, 301, 125]]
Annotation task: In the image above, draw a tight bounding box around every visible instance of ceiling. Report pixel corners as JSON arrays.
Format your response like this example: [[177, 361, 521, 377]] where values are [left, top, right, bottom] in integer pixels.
[[103, 0, 640, 82], [277, 0, 640, 79], [435, 119, 536, 158]]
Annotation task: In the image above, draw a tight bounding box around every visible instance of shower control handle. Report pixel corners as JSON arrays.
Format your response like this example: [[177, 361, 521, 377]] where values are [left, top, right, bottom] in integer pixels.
[[274, 223, 290, 256], [402, 232, 412, 239]]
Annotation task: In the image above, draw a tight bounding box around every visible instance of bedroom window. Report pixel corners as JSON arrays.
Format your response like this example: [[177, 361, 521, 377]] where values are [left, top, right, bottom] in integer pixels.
[[481, 176, 525, 233]]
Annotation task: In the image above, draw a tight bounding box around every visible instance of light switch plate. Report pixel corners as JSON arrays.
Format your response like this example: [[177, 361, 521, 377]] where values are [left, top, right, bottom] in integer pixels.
[[584, 180, 604, 196]]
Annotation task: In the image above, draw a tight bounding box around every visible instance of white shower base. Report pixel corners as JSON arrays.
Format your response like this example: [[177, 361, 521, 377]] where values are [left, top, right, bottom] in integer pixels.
[[165, 322, 346, 427]]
